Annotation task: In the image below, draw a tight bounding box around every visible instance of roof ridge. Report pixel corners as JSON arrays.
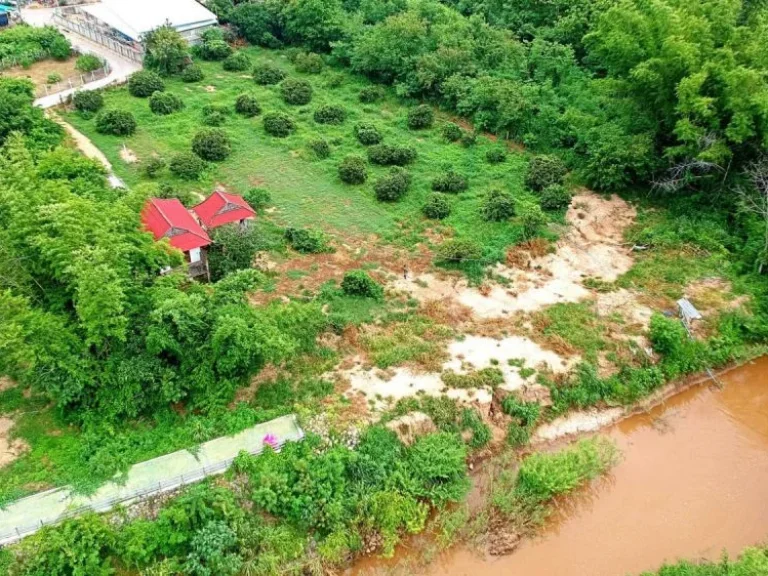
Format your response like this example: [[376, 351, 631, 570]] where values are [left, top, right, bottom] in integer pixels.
[[150, 197, 174, 230]]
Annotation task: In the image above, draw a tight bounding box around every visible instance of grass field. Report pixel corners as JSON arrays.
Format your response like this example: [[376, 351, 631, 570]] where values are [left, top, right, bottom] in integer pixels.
[[64, 47, 545, 263]]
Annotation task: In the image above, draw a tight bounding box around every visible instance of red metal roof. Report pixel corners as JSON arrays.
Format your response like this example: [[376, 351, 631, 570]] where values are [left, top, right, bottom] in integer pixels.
[[193, 190, 256, 230], [141, 198, 212, 253]]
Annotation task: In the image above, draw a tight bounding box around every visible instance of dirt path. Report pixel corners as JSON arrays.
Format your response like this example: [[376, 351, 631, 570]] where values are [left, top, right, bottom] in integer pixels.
[[50, 114, 126, 188]]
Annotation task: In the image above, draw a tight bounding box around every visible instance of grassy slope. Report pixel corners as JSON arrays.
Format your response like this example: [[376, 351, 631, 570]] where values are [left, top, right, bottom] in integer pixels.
[[65, 47, 537, 260]]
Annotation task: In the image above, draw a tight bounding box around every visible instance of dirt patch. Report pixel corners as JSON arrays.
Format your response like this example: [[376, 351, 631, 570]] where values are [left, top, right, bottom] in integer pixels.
[[393, 192, 637, 319], [532, 408, 625, 443], [685, 277, 750, 315], [119, 146, 137, 164], [0, 418, 29, 468], [204, 85, 217, 92], [3, 57, 80, 91], [0, 377, 15, 393], [51, 114, 113, 172]]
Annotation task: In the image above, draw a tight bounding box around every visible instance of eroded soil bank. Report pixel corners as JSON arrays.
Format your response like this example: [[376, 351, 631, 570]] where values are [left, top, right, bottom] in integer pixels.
[[353, 356, 768, 576]]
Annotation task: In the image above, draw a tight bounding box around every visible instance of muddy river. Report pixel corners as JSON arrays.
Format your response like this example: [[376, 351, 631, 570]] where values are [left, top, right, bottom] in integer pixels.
[[354, 356, 768, 576]]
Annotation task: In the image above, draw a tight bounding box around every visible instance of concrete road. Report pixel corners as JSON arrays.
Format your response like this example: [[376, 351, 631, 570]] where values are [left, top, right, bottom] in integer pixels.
[[20, 7, 142, 108]]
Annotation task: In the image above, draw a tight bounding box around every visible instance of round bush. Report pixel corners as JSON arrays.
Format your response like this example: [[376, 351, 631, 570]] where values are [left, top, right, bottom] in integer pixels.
[[263, 112, 295, 137], [144, 156, 166, 178], [481, 189, 516, 221], [338, 155, 368, 184], [313, 104, 346, 125], [441, 123, 463, 142], [75, 53, 102, 73], [525, 155, 567, 191], [234, 93, 261, 117], [539, 184, 572, 211], [308, 138, 330, 158], [436, 239, 482, 262], [407, 104, 434, 129], [280, 77, 313, 105], [149, 91, 184, 115], [169, 152, 206, 180], [198, 34, 232, 61], [374, 167, 411, 202], [354, 122, 382, 146], [222, 51, 251, 72], [520, 203, 547, 239], [47, 73, 62, 84], [431, 171, 468, 193], [95, 109, 137, 136], [422, 194, 451, 219], [73, 90, 103, 113], [128, 70, 165, 98], [359, 85, 384, 103], [367, 143, 416, 166], [341, 270, 383, 299], [191, 128, 231, 162], [202, 104, 229, 126], [460, 131, 477, 147], [243, 187, 271, 211], [486, 148, 507, 164], [181, 64, 204, 83], [294, 52, 324, 74], [253, 64, 286, 85]]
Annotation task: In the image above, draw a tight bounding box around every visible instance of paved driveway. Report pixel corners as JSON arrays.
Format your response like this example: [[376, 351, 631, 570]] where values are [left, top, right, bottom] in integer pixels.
[[21, 8, 142, 108]]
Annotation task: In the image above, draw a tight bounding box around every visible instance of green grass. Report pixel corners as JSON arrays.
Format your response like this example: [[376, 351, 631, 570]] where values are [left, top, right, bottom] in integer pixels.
[[535, 302, 609, 362], [65, 47, 542, 262]]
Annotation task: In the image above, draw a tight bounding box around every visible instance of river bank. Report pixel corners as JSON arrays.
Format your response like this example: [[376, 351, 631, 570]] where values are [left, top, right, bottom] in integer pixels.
[[350, 355, 768, 576]]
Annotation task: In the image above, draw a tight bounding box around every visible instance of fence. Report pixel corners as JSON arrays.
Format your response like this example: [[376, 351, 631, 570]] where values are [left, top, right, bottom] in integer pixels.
[[35, 63, 110, 98], [0, 426, 300, 547], [51, 13, 144, 63]]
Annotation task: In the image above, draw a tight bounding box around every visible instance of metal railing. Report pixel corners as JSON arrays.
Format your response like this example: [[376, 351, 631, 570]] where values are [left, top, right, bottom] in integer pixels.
[[0, 421, 302, 547], [52, 13, 144, 63], [35, 63, 110, 97]]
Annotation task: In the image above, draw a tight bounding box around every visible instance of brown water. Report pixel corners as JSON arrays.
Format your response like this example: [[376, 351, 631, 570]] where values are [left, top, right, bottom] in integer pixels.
[[355, 357, 768, 576]]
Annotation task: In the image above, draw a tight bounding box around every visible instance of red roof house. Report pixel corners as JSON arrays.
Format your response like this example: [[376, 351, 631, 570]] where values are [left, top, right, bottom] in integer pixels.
[[193, 190, 256, 230], [141, 198, 212, 254]]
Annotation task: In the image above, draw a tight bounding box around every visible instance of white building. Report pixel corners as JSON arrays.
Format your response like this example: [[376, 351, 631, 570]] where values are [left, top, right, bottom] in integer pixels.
[[59, 0, 217, 47]]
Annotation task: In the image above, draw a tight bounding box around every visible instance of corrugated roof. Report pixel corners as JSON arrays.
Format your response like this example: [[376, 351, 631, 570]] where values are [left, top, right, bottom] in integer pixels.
[[193, 190, 256, 230], [82, 0, 217, 41], [142, 198, 211, 253], [677, 298, 703, 321]]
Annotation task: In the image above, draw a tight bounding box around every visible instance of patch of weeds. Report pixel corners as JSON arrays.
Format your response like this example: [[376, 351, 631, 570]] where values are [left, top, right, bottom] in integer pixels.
[[362, 315, 453, 370], [432, 505, 470, 549], [507, 358, 525, 368], [441, 367, 504, 389], [519, 367, 536, 379], [533, 302, 608, 361]]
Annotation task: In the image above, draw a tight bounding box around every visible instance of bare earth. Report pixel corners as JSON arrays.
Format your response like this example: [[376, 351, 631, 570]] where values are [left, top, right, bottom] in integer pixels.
[[0, 418, 29, 469]]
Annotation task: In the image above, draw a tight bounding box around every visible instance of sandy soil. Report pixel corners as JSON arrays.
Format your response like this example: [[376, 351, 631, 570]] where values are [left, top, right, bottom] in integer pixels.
[[392, 192, 637, 319], [51, 114, 113, 171], [0, 418, 29, 469], [3, 58, 80, 90], [532, 408, 625, 443], [120, 146, 138, 164]]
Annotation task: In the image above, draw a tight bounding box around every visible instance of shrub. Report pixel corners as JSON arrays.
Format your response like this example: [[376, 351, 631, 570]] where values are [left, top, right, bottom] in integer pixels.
[[181, 64, 204, 82], [170, 151, 206, 180], [222, 50, 251, 71], [95, 109, 136, 136], [486, 148, 507, 164], [441, 123, 462, 142], [202, 104, 230, 126], [407, 104, 434, 129], [338, 155, 368, 184], [294, 52, 324, 74], [374, 167, 411, 202], [280, 77, 313, 105], [263, 112, 295, 137], [75, 53, 102, 73], [539, 184, 572, 211], [243, 187, 271, 211], [422, 194, 451, 220], [649, 314, 688, 356], [308, 138, 330, 158], [406, 433, 469, 505], [144, 156, 166, 178], [460, 131, 477, 147], [525, 154, 568, 191], [128, 70, 165, 98], [431, 171, 468, 193], [253, 63, 285, 85], [149, 91, 184, 115], [143, 25, 189, 75], [234, 93, 261, 117], [46, 72, 62, 84], [354, 122, 382, 145], [284, 227, 332, 253], [341, 270, 383, 299], [198, 29, 232, 61], [436, 239, 482, 262], [367, 143, 416, 166], [359, 85, 384, 103], [72, 90, 103, 113], [49, 35, 72, 60], [192, 128, 231, 161], [480, 189, 515, 221], [520, 203, 547, 239], [313, 104, 346, 125]]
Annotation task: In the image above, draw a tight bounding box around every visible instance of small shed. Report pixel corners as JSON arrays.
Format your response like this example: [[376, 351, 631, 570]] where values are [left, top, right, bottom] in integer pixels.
[[193, 190, 256, 231], [141, 198, 211, 266]]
